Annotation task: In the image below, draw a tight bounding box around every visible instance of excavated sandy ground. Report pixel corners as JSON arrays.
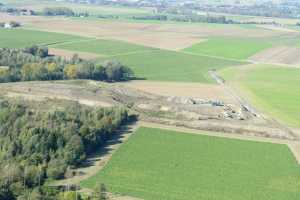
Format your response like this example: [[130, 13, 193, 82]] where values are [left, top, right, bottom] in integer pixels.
[[120, 80, 239, 104]]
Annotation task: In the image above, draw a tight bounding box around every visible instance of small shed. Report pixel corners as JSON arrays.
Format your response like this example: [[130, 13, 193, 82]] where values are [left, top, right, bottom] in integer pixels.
[[4, 22, 12, 29]]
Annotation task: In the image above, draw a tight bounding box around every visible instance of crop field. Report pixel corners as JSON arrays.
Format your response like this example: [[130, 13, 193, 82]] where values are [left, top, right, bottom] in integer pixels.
[[0, 28, 84, 48], [53, 39, 155, 56], [54, 37, 245, 82], [183, 37, 272, 60], [220, 64, 300, 127], [111, 50, 245, 82], [81, 127, 300, 200]]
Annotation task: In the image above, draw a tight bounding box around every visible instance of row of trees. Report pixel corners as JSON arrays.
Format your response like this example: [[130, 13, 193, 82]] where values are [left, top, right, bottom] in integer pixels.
[[42, 7, 75, 16], [0, 98, 131, 199], [0, 46, 134, 83], [131, 14, 235, 24]]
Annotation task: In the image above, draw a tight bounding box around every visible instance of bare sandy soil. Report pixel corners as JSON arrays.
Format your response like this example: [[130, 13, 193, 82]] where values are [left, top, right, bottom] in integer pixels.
[[120, 80, 239, 104], [49, 48, 102, 60], [0, 80, 294, 140], [250, 46, 300, 66], [0, 81, 114, 107], [0, 13, 285, 50]]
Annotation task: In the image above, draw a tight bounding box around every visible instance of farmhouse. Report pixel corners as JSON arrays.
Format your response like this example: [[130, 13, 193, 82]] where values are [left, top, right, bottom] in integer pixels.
[[1, 21, 21, 29], [4, 22, 12, 29]]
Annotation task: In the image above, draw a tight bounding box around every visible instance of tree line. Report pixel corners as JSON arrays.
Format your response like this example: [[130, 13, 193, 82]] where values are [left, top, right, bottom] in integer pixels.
[[131, 14, 237, 24], [0, 46, 134, 83], [0, 98, 132, 199]]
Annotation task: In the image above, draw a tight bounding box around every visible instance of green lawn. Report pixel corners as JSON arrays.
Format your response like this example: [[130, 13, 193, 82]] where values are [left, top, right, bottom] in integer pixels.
[[81, 127, 300, 200], [183, 38, 272, 60], [220, 64, 300, 127], [111, 50, 245, 83], [0, 28, 84, 48], [53, 39, 155, 56]]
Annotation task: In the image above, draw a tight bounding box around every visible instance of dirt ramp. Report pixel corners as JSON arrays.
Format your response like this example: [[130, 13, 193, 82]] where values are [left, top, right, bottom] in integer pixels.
[[250, 46, 300, 66]]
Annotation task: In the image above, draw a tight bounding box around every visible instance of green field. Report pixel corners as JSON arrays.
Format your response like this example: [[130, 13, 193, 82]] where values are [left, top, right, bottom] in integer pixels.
[[56, 39, 245, 83], [0, 28, 244, 83], [81, 127, 300, 200], [111, 50, 245, 83], [0, 29, 84, 48], [183, 38, 272, 60], [220, 64, 300, 127], [53, 39, 155, 56]]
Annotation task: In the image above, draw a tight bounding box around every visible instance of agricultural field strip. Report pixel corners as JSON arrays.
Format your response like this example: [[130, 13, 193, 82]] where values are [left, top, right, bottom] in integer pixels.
[[105, 49, 160, 57], [47, 38, 99, 47], [83, 125, 300, 200], [43, 33, 300, 68], [181, 50, 251, 63], [7, 28, 300, 69], [139, 122, 300, 165]]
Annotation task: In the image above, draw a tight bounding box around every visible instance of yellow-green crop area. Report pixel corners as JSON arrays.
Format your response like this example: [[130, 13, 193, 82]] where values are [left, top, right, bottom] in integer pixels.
[[49, 36, 246, 83], [53, 39, 156, 56], [183, 38, 272, 60], [220, 64, 300, 128], [0, 28, 245, 83], [0, 29, 84, 48], [110, 50, 245, 83], [81, 127, 300, 200]]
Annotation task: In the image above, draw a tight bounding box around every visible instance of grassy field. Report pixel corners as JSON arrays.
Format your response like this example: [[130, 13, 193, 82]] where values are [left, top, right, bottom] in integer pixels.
[[183, 38, 272, 60], [81, 127, 300, 200], [56, 38, 245, 83], [0, 28, 84, 48], [220, 64, 300, 127], [0, 28, 244, 83], [53, 39, 155, 56], [111, 50, 245, 83]]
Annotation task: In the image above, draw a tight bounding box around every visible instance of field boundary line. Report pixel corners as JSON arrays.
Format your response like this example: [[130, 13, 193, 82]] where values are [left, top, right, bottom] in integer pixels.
[[108, 49, 161, 57], [180, 50, 250, 63], [47, 38, 99, 47]]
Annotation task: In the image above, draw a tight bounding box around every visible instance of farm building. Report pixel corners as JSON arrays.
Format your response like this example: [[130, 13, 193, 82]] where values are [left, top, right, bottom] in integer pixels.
[[4, 23, 12, 29]]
